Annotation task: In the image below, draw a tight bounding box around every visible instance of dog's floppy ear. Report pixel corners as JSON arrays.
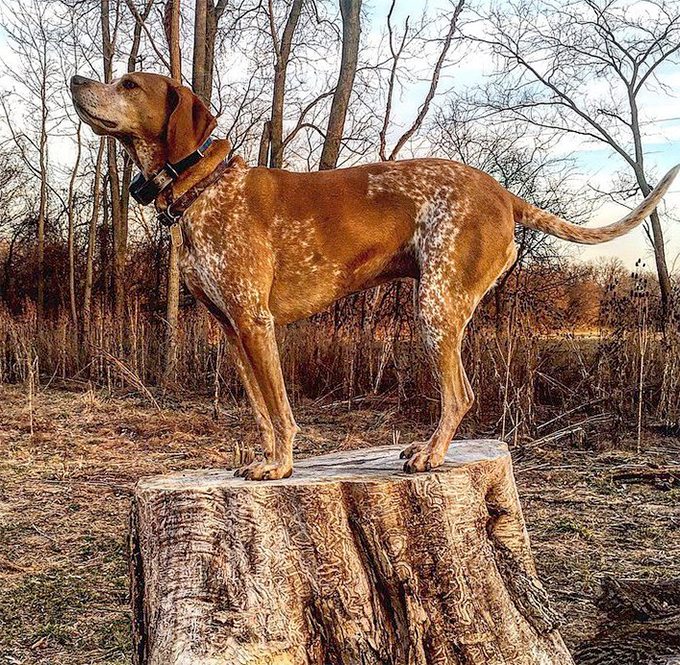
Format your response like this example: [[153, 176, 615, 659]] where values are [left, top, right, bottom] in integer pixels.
[[165, 84, 216, 164]]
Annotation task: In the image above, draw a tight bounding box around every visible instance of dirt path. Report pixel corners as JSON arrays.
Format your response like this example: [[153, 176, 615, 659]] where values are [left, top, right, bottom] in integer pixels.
[[1, 385, 678, 664]]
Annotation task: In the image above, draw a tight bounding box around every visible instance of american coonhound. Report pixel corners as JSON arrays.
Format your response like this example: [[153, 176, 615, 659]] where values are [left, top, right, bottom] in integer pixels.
[[71, 72, 679, 480]]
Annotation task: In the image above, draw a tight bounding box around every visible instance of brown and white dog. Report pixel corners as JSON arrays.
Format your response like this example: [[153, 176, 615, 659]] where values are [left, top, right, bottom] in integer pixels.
[[71, 72, 679, 480]]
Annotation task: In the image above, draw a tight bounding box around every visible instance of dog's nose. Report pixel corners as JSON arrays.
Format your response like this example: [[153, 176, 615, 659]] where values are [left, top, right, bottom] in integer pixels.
[[70, 75, 91, 89]]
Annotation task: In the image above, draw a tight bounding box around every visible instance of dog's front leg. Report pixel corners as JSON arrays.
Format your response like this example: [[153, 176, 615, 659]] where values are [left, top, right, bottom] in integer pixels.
[[218, 326, 276, 474], [232, 310, 298, 481]]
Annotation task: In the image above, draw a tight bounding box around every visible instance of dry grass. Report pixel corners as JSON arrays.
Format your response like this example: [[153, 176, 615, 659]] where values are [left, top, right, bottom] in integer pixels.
[[0, 384, 678, 664]]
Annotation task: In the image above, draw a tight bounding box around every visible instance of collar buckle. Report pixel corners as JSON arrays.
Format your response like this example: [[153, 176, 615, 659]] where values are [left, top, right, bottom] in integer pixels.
[[157, 207, 181, 227]]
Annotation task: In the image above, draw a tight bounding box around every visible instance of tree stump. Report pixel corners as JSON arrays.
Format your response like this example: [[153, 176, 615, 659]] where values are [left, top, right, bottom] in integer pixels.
[[129, 441, 574, 665]]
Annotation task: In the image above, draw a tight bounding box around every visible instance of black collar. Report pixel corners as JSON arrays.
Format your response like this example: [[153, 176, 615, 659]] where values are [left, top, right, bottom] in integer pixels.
[[129, 136, 213, 206]]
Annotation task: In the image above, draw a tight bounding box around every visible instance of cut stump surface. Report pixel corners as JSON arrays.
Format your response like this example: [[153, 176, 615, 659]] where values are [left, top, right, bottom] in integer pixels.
[[130, 441, 574, 665]]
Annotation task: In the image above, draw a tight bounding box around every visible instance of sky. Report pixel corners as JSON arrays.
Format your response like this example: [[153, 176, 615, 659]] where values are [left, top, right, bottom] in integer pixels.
[[1, 0, 679, 272], [366, 0, 680, 272]]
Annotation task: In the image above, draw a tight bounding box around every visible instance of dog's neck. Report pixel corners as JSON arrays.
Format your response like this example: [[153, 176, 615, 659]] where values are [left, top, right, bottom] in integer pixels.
[[155, 138, 234, 210], [120, 137, 166, 178], [120, 135, 236, 212]]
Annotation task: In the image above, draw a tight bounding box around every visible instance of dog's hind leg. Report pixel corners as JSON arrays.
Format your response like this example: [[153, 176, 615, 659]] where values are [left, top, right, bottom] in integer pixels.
[[401, 272, 478, 473], [402, 226, 516, 473]]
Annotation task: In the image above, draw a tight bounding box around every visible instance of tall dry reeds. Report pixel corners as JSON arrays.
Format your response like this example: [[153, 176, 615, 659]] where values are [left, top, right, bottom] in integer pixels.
[[0, 269, 677, 444]]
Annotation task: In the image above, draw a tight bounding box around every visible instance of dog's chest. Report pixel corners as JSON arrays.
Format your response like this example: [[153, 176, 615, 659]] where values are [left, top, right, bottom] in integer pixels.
[[177, 210, 266, 319], [179, 239, 232, 313]]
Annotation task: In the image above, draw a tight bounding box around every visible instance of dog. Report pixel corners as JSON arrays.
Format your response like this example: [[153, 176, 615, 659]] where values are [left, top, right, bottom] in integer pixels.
[[71, 72, 679, 480]]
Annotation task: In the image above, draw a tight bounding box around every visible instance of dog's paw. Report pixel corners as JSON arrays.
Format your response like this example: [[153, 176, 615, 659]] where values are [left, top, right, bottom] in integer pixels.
[[234, 460, 293, 481], [401, 445, 444, 473], [399, 441, 427, 460]]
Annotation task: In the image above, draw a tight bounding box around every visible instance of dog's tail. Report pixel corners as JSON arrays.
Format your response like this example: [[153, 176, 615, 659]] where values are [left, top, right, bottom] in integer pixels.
[[513, 164, 680, 245]]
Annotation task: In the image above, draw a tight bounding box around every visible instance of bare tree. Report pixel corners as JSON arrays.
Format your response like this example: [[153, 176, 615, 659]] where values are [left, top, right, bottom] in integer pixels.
[[83, 139, 106, 340], [101, 0, 127, 319], [266, 0, 305, 168], [186, 0, 229, 102], [67, 123, 82, 329], [380, 0, 465, 161], [1, 0, 60, 317], [377, 0, 411, 161], [221, 0, 347, 169], [204, 1, 230, 98], [469, 0, 680, 318], [318, 0, 362, 170], [162, 0, 183, 385], [193, 0, 207, 99], [101, 0, 154, 320]]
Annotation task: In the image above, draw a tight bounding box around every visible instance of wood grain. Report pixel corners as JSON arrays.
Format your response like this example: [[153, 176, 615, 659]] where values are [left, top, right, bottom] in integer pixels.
[[130, 441, 574, 664]]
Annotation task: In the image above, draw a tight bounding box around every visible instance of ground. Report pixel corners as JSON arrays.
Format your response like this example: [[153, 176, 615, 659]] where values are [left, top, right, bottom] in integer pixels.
[[0, 384, 678, 665]]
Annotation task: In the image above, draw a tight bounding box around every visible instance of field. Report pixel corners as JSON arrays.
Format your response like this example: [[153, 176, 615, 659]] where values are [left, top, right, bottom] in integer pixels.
[[1, 384, 679, 664]]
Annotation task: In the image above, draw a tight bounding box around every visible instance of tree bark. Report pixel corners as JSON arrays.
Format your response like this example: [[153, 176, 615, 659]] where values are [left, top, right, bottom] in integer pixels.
[[268, 0, 304, 168], [163, 0, 182, 387], [195, 0, 227, 104], [83, 139, 105, 342], [101, 0, 127, 320], [193, 0, 208, 102], [648, 209, 672, 319], [318, 0, 361, 170], [628, 90, 672, 319], [204, 1, 222, 101], [258, 120, 271, 166], [67, 123, 82, 331], [130, 441, 573, 665]]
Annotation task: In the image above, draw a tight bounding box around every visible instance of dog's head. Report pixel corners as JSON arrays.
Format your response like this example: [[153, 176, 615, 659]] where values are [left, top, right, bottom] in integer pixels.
[[70, 72, 216, 174]]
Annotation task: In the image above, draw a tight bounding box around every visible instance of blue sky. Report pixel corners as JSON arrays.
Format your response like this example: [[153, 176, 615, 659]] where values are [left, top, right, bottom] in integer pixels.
[[364, 0, 680, 271]]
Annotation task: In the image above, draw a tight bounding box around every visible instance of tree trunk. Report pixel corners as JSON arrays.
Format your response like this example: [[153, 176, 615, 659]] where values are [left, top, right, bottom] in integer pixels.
[[163, 0, 183, 387], [130, 441, 573, 665], [83, 139, 105, 342], [37, 62, 48, 318], [102, 0, 127, 320], [67, 123, 82, 331], [199, 0, 227, 104], [258, 120, 271, 166], [628, 92, 672, 320], [647, 208, 671, 319], [318, 0, 361, 170], [107, 140, 126, 319], [204, 1, 218, 100], [164, 234, 181, 384], [192, 0, 207, 102], [268, 0, 304, 169]]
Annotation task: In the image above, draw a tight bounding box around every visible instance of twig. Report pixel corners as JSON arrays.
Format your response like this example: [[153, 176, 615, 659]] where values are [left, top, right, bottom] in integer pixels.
[[96, 347, 161, 411]]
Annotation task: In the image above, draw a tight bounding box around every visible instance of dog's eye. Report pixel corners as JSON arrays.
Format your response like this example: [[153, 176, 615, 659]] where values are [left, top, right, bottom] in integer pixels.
[[122, 79, 137, 90]]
